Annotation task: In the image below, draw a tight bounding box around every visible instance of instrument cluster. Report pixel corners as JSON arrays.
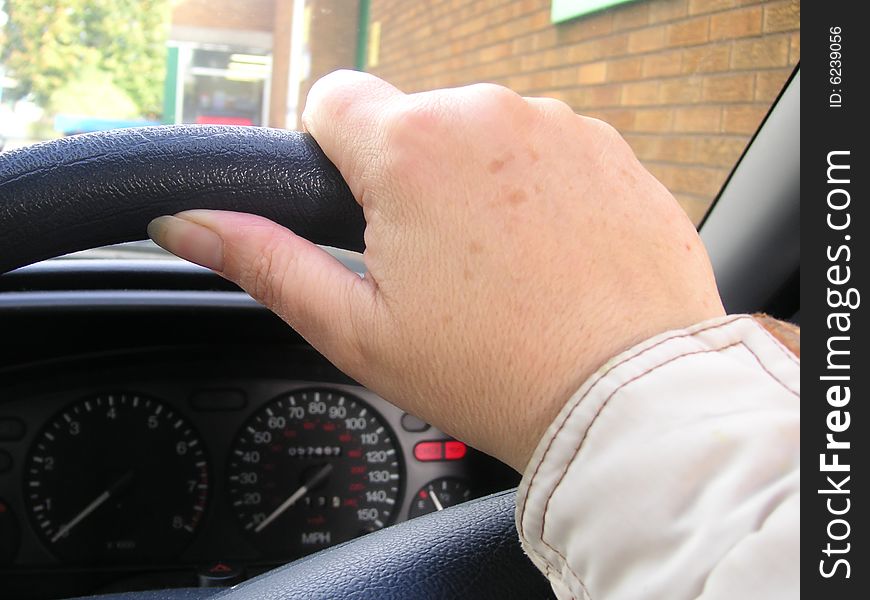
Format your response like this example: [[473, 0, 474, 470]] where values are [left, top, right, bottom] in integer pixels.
[[0, 380, 479, 578]]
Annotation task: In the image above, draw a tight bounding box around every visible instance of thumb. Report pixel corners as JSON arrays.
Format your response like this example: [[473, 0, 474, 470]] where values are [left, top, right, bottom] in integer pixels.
[[147, 209, 378, 376]]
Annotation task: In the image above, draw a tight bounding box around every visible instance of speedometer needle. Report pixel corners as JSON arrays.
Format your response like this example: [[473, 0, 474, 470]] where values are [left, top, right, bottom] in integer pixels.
[[255, 463, 333, 533], [51, 471, 134, 542]]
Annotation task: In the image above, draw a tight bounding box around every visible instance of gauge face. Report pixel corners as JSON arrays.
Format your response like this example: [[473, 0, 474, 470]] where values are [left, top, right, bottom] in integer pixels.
[[227, 389, 402, 558], [409, 477, 472, 519], [25, 394, 209, 563]]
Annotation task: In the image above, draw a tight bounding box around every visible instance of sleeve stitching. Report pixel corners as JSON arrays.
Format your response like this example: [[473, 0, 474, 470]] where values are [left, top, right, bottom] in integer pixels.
[[518, 316, 749, 542], [751, 319, 800, 365], [740, 341, 799, 397], [531, 341, 742, 597]]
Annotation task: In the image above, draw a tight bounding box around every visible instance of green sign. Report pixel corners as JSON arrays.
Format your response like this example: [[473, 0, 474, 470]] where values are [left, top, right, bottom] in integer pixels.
[[551, 0, 639, 23]]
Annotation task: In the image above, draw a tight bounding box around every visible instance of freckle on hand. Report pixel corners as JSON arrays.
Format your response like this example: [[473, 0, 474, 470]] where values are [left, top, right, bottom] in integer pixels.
[[507, 189, 528, 205], [488, 151, 515, 174]]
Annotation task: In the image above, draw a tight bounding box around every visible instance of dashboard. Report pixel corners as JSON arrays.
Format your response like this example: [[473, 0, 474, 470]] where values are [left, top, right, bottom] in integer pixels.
[[0, 260, 518, 599]]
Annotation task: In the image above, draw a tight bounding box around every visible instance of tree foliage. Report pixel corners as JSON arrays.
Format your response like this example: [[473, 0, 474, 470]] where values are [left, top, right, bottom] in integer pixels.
[[1, 0, 171, 116]]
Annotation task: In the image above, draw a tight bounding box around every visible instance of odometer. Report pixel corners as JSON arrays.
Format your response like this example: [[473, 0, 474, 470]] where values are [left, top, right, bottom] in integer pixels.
[[227, 389, 402, 558], [25, 393, 209, 563]]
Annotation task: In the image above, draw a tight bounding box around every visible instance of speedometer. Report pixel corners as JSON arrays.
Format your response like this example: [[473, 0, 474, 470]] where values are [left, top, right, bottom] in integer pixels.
[[226, 388, 402, 558]]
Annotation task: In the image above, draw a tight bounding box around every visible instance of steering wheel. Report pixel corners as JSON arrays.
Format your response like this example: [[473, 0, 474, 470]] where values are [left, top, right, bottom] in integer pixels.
[[0, 126, 554, 599]]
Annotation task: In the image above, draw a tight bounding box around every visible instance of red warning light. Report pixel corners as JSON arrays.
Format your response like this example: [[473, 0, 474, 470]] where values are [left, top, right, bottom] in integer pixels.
[[209, 563, 233, 574], [413, 441, 443, 462], [444, 441, 467, 460]]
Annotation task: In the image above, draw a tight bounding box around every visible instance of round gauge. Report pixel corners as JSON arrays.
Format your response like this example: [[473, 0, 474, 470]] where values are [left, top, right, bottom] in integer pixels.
[[227, 388, 402, 558], [25, 393, 209, 563], [409, 477, 472, 519]]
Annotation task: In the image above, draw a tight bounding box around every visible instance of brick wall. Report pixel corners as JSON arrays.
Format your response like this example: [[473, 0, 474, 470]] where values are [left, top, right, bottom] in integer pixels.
[[364, 0, 800, 223], [172, 0, 275, 32], [299, 0, 362, 120]]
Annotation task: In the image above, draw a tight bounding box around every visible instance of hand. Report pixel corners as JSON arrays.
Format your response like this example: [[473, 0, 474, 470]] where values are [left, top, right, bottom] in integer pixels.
[[148, 70, 725, 471]]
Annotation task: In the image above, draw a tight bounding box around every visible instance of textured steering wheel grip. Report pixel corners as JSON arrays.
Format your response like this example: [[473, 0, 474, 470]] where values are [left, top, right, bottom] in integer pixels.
[[79, 490, 554, 600], [212, 490, 554, 600], [0, 125, 365, 274]]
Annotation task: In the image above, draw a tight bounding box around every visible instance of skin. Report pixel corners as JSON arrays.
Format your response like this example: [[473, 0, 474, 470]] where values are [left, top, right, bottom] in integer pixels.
[[148, 70, 725, 472]]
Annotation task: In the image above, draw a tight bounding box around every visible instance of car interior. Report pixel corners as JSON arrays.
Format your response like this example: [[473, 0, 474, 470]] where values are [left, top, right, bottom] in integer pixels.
[[0, 1, 799, 598]]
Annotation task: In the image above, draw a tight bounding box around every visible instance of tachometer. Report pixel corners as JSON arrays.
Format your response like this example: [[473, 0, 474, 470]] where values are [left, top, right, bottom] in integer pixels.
[[226, 388, 402, 558], [25, 393, 209, 563]]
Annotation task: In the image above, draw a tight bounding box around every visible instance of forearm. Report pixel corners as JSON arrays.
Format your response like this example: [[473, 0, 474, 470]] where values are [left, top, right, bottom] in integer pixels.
[[517, 315, 800, 600]]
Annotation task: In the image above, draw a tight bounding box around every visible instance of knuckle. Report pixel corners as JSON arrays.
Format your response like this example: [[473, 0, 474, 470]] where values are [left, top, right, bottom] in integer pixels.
[[583, 115, 621, 140], [465, 82, 523, 111], [536, 96, 576, 117], [382, 97, 441, 139]]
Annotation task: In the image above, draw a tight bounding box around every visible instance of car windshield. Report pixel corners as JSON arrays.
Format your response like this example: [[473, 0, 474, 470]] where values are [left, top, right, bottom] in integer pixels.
[[0, 0, 799, 260]]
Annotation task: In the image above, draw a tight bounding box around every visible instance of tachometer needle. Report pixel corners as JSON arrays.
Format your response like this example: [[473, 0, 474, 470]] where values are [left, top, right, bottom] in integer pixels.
[[429, 487, 445, 511], [255, 463, 333, 533], [51, 471, 134, 542]]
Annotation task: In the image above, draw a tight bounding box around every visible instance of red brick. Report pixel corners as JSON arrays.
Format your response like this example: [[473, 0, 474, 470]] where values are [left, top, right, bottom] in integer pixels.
[[722, 104, 768, 134], [552, 66, 581, 87], [660, 77, 703, 103], [654, 164, 726, 197], [585, 84, 623, 107], [688, 0, 756, 15], [642, 50, 683, 77], [556, 11, 613, 43], [612, 2, 650, 31], [710, 6, 762, 40], [666, 16, 709, 47], [682, 44, 731, 73], [731, 36, 790, 69], [755, 69, 790, 101], [597, 33, 631, 58], [695, 136, 748, 167], [701, 73, 756, 102], [623, 81, 660, 106], [577, 61, 608, 84], [633, 108, 674, 132], [790, 32, 800, 63], [764, 0, 800, 33], [649, 0, 689, 23], [674, 106, 722, 132], [479, 42, 512, 63], [627, 134, 697, 162], [607, 57, 644, 82], [628, 27, 666, 53]]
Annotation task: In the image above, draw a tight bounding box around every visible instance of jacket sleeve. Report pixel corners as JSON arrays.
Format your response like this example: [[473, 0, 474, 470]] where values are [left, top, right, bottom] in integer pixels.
[[516, 315, 800, 600]]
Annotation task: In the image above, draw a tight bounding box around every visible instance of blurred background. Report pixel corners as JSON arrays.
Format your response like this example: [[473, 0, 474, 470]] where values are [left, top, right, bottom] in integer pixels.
[[0, 0, 799, 222]]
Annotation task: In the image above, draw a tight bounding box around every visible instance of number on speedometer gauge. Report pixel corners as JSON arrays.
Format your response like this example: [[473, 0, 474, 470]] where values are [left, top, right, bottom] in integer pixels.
[[226, 388, 402, 558]]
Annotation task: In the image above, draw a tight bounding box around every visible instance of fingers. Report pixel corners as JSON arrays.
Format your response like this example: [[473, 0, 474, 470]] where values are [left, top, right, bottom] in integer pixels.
[[148, 210, 378, 376], [301, 70, 404, 201]]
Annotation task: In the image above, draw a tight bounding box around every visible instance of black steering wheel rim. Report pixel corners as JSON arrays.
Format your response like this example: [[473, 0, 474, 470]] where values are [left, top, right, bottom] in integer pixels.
[[0, 125, 364, 273], [0, 126, 553, 599]]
